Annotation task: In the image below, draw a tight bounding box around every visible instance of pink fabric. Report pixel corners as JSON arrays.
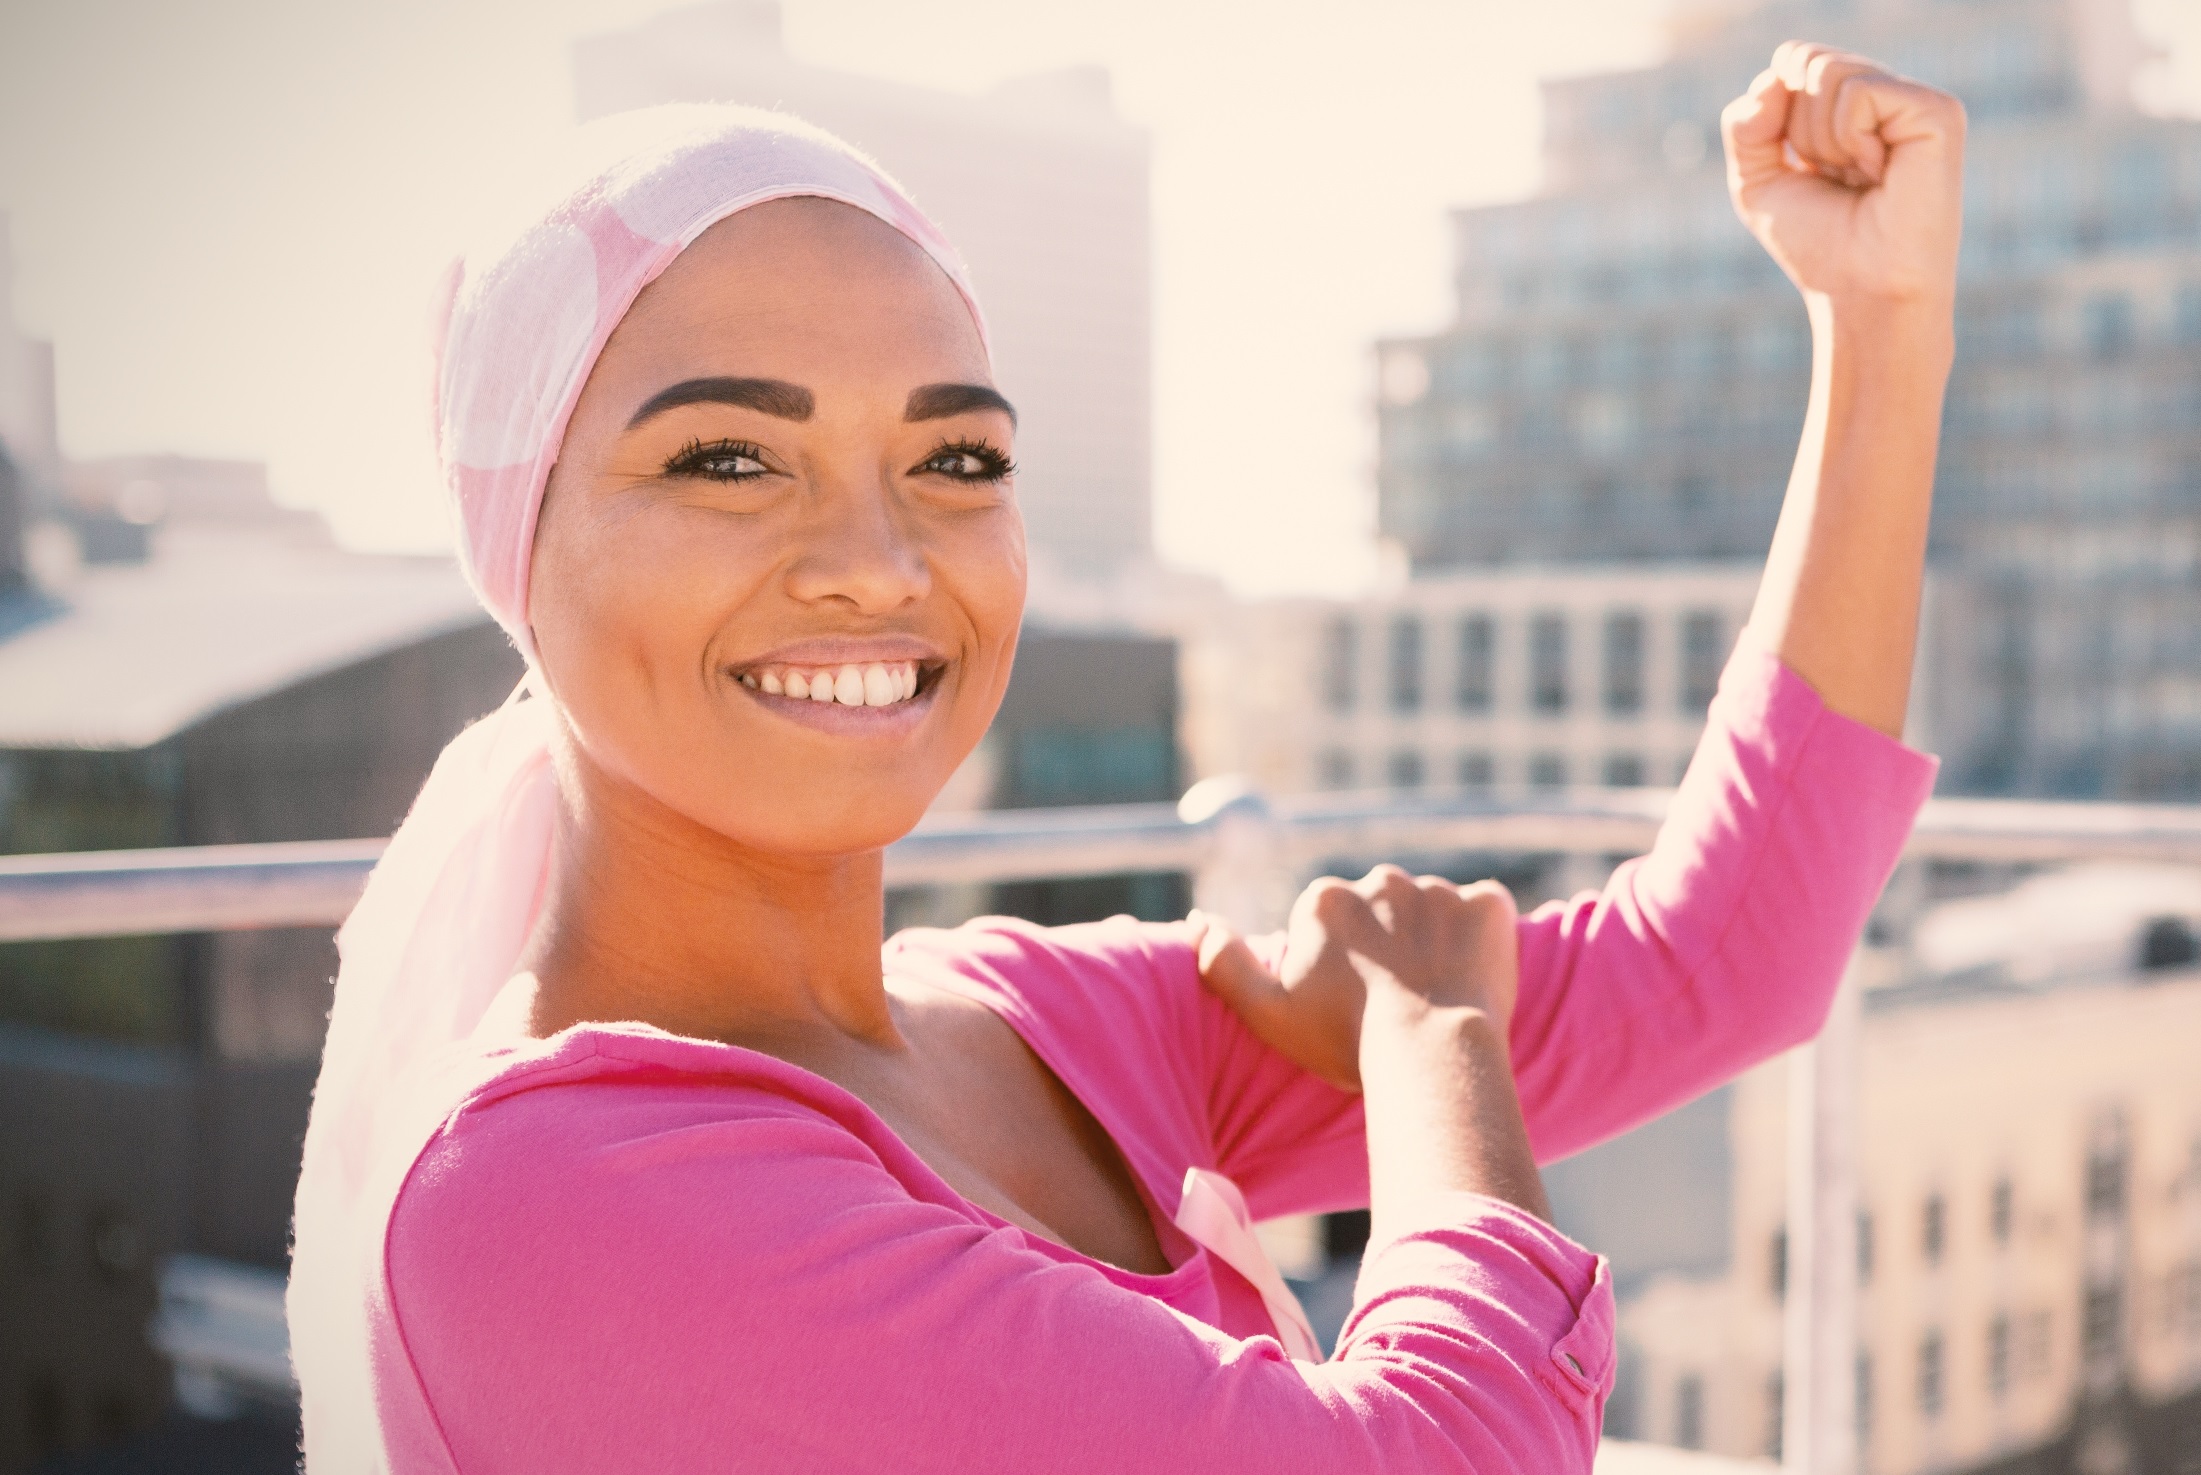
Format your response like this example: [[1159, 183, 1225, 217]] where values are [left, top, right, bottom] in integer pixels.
[[289, 105, 991, 1475], [365, 637, 1937, 1473]]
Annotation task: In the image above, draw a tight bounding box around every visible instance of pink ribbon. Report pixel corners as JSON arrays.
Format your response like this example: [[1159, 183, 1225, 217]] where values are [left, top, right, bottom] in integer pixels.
[[1173, 1168, 1323, 1363]]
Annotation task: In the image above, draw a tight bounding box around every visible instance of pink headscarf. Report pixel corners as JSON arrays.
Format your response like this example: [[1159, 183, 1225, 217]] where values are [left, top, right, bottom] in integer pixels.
[[287, 104, 987, 1473]]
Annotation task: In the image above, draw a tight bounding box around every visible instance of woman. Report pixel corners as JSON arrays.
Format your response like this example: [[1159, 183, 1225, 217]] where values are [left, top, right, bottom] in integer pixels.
[[289, 44, 1959, 1474]]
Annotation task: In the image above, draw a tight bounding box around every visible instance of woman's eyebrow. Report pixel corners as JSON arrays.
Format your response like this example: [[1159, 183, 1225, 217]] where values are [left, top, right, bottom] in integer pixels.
[[626, 377, 815, 428], [905, 382, 1017, 428]]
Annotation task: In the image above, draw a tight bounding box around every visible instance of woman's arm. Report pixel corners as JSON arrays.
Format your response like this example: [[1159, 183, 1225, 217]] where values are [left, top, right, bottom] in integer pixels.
[[1190, 45, 1957, 1201], [380, 1050, 1605, 1475], [1728, 43, 1965, 738]]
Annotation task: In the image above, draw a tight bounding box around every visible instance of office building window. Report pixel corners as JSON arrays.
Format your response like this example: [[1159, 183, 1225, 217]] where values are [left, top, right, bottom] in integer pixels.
[[2177, 283, 2201, 344], [1603, 753, 1646, 787], [1991, 1177, 2014, 1245], [1323, 616, 1356, 714], [1855, 1352, 1874, 1451], [1386, 750, 1425, 790], [1388, 615, 1423, 713], [2084, 291, 2135, 362], [1988, 1314, 2012, 1399], [1919, 1331, 1944, 1418], [1604, 610, 1645, 715], [1766, 1370, 1785, 1462], [1923, 1193, 1946, 1266], [1675, 1375, 1705, 1450], [2084, 1286, 2121, 1361], [1770, 1228, 1787, 1300], [1457, 752, 1494, 789], [1455, 614, 1495, 712], [1529, 753, 1568, 789], [2087, 1141, 2126, 1218], [1530, 613, 1569, 713], [1681, 610, 1725, 713], [1858, 1209, 1876, 1283], [1317, 749, 1355, 791]]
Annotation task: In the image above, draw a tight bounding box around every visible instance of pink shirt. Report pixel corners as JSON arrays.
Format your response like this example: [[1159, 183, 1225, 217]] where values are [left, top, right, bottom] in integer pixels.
[[369, 638, 1936, 1473]]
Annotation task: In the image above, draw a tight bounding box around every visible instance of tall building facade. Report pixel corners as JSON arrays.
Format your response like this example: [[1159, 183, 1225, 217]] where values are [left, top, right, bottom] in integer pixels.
[[572, 2, 1153, 590], [0, 212, 59, 483], [1618, 949, 2201, 1475], [1180, 562, 1761, 799], [1375, 0, 2201, 799]]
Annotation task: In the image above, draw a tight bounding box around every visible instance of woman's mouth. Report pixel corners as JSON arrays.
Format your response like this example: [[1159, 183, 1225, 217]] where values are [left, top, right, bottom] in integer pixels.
[[736, 660, 925, 708]]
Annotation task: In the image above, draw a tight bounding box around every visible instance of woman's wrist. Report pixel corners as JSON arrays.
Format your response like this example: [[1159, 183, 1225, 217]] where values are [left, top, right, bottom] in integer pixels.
[[1806, 289, 1957, 374]]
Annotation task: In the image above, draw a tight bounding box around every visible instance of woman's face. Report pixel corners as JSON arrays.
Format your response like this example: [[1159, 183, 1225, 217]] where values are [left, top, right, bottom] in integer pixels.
[[530, 197, 1025, 856]]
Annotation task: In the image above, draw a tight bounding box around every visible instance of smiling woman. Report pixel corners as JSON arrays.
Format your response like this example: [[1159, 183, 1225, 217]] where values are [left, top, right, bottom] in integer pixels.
[[289, 67, 1953, 1474]]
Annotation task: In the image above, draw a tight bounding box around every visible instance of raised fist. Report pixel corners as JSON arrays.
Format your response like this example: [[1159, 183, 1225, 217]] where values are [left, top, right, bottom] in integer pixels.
[[1722, 41, 1966, 305]]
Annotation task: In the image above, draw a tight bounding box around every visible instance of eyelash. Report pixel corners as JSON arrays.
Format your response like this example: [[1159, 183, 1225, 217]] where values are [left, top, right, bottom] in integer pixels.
[[918, 437, 1018, 485], [658, 437, 1018, 485], [663, 437, 769, 481]]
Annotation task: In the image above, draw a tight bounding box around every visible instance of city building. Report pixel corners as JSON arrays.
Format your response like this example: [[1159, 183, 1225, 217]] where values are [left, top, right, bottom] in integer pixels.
[[572, 1, 1154, 593], [0, 485, 522, 1467], [1616, 887, 2201, 1475], [0, 212, 57, 486], [1181, 562, 1762, 799], [1374, 0, 2201, 799]]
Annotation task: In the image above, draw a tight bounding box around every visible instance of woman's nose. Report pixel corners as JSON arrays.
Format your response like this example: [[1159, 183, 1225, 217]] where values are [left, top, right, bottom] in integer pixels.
[[782, 474, 931, 613]]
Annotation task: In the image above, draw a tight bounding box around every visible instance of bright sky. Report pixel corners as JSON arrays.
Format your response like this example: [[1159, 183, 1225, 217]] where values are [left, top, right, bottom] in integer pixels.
[[2, 0, 2198, 596]]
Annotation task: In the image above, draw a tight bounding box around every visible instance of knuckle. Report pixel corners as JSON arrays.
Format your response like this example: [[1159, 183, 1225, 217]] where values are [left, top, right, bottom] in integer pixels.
[[1458, 879, 1519, 921], [1308, 878, 1359, 920]]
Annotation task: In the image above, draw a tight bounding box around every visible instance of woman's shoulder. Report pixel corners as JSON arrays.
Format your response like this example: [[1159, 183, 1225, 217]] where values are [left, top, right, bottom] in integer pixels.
[[389, 1025, 890, 1251], [886, 913, 1209, 1050]]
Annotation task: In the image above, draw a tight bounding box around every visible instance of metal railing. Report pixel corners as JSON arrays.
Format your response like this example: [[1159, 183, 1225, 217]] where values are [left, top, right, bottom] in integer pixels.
[[10, 780, 2201, 1467]]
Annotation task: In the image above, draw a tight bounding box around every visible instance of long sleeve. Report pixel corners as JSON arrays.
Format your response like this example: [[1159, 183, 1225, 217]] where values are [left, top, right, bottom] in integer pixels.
[[1201, 630, 1938, 1213], [377, 1063, 1613, 1475]]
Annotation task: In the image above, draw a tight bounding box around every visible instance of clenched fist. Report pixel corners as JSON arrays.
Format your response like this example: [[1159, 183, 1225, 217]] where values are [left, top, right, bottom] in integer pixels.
[[1190, 866, 1518, 1093], [1722, 41, 1966, 305]]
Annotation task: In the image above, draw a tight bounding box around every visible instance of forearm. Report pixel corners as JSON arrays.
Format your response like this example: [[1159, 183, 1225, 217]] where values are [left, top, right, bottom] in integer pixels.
[[1361, 997, 1549, 1244], [1747, 293, 1955, 738]]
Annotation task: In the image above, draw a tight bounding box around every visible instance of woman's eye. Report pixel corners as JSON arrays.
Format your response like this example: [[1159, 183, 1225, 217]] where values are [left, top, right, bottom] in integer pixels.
[[917, 442, 1016, 483], [664, 439, 770, 481]]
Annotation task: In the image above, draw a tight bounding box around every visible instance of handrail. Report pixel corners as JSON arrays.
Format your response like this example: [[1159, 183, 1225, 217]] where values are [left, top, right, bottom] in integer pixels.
[[7, 786, 2201, 943], [22, 780, 2201, 1443]]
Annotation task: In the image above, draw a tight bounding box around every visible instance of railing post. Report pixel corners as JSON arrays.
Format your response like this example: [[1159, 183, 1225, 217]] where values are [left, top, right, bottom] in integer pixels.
[[1179, 776, 1291, 935], [1784, 956, 1862, 1475]]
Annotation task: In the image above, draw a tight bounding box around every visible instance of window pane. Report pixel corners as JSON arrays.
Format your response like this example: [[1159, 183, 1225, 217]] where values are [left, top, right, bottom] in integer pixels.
[[1455, 614, 1494, 712], [1603, 753, 1646, 787], [1386, 750, 1425, 789], [1529, 752, 1568, 788], [1456, 751, 1493, 789], [1388, 616, 1423, 713], [1681, 610, 1726, 713], [1604, 611, 1645, 714], [1531, 613, 1570, 713], [1323, 616, 1356, 713]]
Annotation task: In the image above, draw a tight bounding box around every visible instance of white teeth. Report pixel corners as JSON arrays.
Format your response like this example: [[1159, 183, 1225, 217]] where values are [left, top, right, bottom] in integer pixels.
[[748, 661, 925, 706]]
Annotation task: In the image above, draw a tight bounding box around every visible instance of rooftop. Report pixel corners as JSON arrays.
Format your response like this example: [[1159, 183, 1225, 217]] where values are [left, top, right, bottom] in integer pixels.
[[0, 527, 486, 751]]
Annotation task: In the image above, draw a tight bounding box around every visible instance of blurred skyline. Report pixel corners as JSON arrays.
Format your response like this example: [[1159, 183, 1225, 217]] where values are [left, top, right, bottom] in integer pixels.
[[2, 0, 2199, 596]]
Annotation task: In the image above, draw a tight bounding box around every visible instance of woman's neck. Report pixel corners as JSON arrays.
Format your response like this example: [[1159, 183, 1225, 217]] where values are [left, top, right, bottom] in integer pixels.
[[520, 751, 901, 1054]]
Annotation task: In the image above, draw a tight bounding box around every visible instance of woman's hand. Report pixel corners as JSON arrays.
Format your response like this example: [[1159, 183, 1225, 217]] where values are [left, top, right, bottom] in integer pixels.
[[1725, 41, 1964, 740], [1190, 867, 1518, 1093], [1722, 41, 1965, 306]]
